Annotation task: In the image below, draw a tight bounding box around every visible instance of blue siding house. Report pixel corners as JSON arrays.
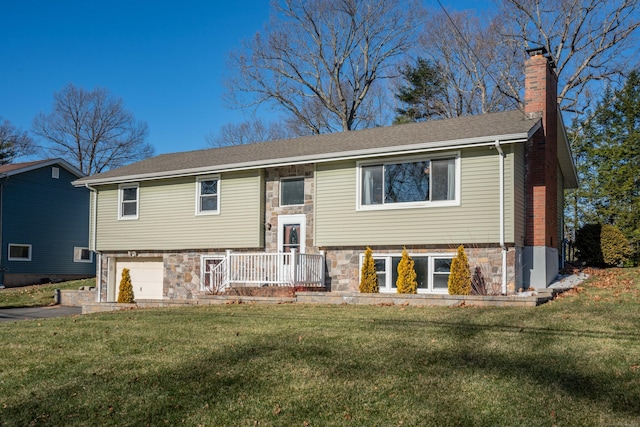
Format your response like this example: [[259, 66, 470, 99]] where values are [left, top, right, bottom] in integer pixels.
[[0, 159, 95, 287]]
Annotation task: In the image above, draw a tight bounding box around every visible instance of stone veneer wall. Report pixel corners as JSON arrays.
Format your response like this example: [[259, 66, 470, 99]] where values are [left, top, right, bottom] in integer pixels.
[[264, 164, 317, 253], [99, 249, 232, 301], [323, 246, 517, 293]]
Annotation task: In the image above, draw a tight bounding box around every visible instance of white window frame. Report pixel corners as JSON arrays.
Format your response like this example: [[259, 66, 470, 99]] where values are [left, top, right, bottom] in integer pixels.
[[52, 167, 60, 179], [356, 152, 461, 211], [359, 251, 455, 294], [277, 214, 307, 253], [118, 183, 139, 220], [8, 244, 32, 261], [195, 175, 220, 215], [280, 177, 305, 206], [74, 247, 93, 263]]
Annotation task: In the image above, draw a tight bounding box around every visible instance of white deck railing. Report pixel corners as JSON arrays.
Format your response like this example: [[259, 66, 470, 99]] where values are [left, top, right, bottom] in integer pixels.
[[205, 250, 325, 293]]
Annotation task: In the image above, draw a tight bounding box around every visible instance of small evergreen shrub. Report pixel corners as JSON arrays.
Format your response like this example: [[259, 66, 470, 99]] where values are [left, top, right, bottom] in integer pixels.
[[601, 224, 632, 267], [396, 247, 417, 294], [576, 223, 631, 267], [359, 247, 379, 293], [117, 268, 135, 303], [448, 245, 471, 295]]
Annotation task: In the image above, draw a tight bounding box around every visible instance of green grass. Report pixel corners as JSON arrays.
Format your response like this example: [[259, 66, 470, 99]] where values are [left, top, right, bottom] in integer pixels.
[[0, 278, 95, 308], [1, 270, 639, 426]]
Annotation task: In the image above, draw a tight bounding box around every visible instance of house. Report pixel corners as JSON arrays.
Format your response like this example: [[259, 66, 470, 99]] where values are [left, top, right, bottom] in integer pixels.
[[0, 159, 95, 287], [73, 49, 577, 302]]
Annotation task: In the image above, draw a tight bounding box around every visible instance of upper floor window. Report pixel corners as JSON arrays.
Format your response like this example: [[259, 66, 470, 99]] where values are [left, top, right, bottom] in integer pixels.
[[8, 244, 32, 261], [358, 154, 458, 209], [119, 183, 139, 220], [280, 177, 305, 206], [196, 176, 219, 215]]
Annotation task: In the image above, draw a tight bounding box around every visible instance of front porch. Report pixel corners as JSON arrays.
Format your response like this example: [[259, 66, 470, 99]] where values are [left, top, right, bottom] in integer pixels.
[[203, 250, 326, 294]]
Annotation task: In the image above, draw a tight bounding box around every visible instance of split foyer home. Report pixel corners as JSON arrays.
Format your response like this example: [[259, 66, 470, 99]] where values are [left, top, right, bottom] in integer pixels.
[[0, 159, 95, 287], [74, 49, 577, 302]]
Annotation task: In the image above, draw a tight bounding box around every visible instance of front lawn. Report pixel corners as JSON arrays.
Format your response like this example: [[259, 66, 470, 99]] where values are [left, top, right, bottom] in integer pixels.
[[0, 269, 638, 426], [0, 278, 95, 308]]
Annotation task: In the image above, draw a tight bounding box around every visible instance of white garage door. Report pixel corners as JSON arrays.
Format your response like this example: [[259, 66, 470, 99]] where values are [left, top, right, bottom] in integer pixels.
[[116, 258, 164, 300]]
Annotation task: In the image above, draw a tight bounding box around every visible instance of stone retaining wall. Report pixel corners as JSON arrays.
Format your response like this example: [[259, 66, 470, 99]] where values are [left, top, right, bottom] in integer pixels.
[[79, 290, 553, 313]]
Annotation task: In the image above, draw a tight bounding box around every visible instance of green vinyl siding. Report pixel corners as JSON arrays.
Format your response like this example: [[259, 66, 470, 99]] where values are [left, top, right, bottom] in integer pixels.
[[513, 143, 526, 247], [315, 148, 516, 246], [94, 170, 263, 251]]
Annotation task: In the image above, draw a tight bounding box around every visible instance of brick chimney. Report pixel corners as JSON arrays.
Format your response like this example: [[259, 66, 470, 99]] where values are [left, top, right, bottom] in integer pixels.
[[524, 47, 558, 250]]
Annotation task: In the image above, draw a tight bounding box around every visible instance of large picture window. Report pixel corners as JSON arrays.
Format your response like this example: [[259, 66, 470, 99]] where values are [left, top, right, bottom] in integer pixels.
[[118, 183, 139, 220], [360, 252, 453, 293], [359, 155, 457, 209], [196, 176, 219, 215]]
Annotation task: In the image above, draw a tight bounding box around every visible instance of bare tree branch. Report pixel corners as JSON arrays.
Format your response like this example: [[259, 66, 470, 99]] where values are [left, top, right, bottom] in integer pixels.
[[32, 84, 154, 175], [498, 0, 640, 114], [225, 0, 419, 134], [0, 118, 36, 164], [205, 117, 305, 147]]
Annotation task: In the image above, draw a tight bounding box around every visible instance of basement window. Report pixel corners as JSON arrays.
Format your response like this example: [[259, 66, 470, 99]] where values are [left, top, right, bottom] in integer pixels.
[[360, 252, 454, 293], [74, 247, 93, 263], [8, 244, 32, 261]]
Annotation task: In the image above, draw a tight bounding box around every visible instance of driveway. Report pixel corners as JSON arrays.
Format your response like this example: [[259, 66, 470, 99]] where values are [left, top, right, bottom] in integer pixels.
[[0, 306, 82, 322]]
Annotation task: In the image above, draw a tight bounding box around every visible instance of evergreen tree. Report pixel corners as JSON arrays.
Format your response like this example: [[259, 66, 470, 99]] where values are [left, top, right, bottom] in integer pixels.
[[581, 70, 640, 264], [360, 247, 379, 293], [117, 268, 135, 303], [396, 247, 417, 294], [394, 57, 447, 124], [448, 245, 471, 295]]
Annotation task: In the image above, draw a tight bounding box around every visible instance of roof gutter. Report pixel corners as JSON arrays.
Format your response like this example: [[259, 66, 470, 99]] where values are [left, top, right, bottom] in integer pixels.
[[85, 183, 101, 302], [494, 140, 508, 295]]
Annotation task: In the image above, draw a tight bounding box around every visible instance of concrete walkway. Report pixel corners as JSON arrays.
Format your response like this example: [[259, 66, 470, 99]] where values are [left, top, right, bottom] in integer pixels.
[[0, 306, 82, 322]]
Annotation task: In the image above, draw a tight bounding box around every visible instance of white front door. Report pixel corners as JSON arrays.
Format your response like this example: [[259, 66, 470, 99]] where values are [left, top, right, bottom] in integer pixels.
[[277, 214, 306, 254], [277, 215, 306, 282]]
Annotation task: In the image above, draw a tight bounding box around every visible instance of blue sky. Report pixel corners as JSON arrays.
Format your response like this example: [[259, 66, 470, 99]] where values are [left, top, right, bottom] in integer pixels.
[[1, 0, 485, 156]]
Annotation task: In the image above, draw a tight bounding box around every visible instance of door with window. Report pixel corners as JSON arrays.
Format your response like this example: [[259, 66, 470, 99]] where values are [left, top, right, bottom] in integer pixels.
[[277, 214, 306, 282]]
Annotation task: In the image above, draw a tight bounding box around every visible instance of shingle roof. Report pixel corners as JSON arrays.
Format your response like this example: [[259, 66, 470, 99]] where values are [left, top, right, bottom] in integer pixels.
[[0, 159, 52, 174], [75, 109, 538, 185], [0, 158, 85, 178]]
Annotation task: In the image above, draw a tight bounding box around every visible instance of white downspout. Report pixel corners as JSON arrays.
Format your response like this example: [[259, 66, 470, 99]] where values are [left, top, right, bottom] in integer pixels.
[[85, 184, 101, 302], [494, 140, 508, 295]]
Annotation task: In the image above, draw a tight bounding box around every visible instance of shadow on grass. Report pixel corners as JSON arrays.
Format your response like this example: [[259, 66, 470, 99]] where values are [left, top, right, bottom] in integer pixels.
[[2, 323, 639, 426]]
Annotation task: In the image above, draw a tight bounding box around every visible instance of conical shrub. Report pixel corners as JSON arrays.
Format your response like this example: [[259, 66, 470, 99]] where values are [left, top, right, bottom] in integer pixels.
[[396, 247, 417, 294], [360, 247, 379, 293], [117, 268, 135, 303], [448, 245, 471, 295]]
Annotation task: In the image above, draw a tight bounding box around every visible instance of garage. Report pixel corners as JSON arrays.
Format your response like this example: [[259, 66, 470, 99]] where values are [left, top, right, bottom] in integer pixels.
[[115, 258, 164, 300]]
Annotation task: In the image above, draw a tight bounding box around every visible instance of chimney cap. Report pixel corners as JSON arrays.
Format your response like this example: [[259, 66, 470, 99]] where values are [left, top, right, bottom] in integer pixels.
[[526, 46, 556, 68]]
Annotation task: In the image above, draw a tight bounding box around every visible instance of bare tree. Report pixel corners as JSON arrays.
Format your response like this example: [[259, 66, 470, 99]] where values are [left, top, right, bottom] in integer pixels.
[[419, 1, 640, 118], [206, 117, 302, 147], [499, 0, 640, 114], [0, 118, 36, 164], [225, 0, 419, 134], [419, 10, 524, 118], [32, 84, 154, 175]]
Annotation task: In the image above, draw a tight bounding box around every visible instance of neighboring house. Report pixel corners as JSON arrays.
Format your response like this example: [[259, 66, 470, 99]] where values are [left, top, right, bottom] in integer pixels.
[[74, 49, 577, 302], [0, 159, 95, 287]]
